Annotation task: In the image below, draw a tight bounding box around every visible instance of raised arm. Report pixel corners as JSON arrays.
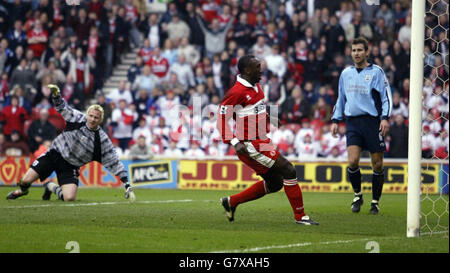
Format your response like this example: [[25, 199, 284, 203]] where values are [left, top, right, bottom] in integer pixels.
[[48, 84, 86, 123]]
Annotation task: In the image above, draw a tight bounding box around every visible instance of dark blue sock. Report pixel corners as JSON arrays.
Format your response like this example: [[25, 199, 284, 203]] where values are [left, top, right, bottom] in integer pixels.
[[347, 167, 361, 194]]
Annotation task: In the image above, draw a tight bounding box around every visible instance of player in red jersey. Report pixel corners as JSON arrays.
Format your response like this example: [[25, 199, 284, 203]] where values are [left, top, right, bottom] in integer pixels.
[[217, 55, 319, 225]]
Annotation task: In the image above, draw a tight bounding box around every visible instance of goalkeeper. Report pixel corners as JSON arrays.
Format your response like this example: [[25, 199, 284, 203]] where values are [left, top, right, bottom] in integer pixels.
[[6, 84, 135, 202]]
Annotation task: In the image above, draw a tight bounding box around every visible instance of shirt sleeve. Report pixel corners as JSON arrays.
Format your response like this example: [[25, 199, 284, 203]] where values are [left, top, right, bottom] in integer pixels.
[[331, 73, 346, 123], [101, 132, 128, 180], [375, 70, 393, 120], [52, 95, 86, 123]]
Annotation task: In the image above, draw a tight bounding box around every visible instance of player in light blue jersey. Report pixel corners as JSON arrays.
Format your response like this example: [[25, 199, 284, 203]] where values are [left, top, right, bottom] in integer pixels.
[[331, 37, 393, 215]]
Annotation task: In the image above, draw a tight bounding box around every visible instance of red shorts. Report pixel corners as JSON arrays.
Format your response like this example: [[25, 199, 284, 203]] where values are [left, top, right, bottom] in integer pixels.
[[237, 138, 280, 175]]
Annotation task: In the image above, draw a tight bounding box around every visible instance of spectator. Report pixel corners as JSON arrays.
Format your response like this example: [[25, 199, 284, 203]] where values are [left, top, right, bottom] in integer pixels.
[[206, 138, 224, 157], [132, 65, 160, 94], [398, 15, 411, 44], [344, 10, 373, 42], [164, 12, 190, 41], [9, 59, 37, 98], [263, 73, 286, 106], [152, 117, 171, 149], [138, 38, 154, 64], [217, 3, 232, 28], [71, 8, 94, 44], [108, 80, 133, 106], [375, 3, 395, 30], [1, 130, 30, 156], [295, 133, 320, 160], [168, 54, 195, 90], [253, 13, 268, 41], [320, 14, 346, 58], [422, 125, 436, 159], [391, 92, 409, 119], [142, 13, 163, 49], [6, 85, 32, 115], [311, 97, 332, 122], [303, 26, 321, 53], [161, 39, 178, 66], [271, 124, 295, 155], [132, 117, 152, 146], [99, 8, 127, 79], [387, 114, 408, 158], [250, 35, 271, 60], [128, 56, 144, 84], [128, 135, 154, 161], [146, 105, 160, 130], [183, 1, 205, 52], [65, 47, 94, 96], [161, 73, 184, 95], [302, 51, 322, 84], [95, 92, 112, 130], [134, 89, 154, 119], [177, 37, 200, 67], [264, 44, 287, 80], [0, 95, 29, 138], [26, 19, 48, 59], [434, 130, 449, 159], [0, 39, 14, 77], [196, 12, 234, 59], [123, 0, 141, 49], [111, 99, 138, 151], [373, 18, 395, 45], [36, 60, 66, 86], [163, 140, 183, 157], [156, 90, 181, 128], [27, 108, 57, 153], [231, 12, 253, 49], [147, 47, 170, 83], [280, 86, 310, 124], [6, 20, 27, 51], [184, 140, 205, 158], [200, 0, 220, 23]]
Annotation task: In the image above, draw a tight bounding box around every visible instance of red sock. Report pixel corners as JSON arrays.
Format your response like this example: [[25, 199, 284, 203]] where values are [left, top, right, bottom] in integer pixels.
[[229, 180, 267, 208], [283, 179, 305, 221]]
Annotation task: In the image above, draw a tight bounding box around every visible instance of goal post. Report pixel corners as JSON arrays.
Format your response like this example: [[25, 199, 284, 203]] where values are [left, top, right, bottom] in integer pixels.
[[407, 0, 425, 238]]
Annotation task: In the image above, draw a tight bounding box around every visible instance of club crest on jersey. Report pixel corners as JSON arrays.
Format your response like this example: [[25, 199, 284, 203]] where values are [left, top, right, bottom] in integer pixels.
[[220, 105, 228, 114], [246, 95, 251, 101], [365, 74, 371, 82]]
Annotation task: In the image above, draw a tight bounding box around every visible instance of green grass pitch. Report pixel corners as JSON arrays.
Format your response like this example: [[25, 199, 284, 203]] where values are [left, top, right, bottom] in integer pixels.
[[0, 187, 448, 253]]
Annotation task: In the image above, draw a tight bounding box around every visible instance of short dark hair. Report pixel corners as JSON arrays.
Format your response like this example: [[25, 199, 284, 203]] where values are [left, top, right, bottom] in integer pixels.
[[352, 37, 369, 51], [237, 55, 256, 74]]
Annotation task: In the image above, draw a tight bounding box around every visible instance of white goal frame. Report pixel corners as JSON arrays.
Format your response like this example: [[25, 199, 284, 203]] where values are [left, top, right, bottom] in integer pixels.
[[407, 0, 425, 238]]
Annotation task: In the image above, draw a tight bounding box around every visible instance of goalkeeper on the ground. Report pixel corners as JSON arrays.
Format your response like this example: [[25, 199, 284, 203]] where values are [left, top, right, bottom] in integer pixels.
[[6, 84, 135, 202]]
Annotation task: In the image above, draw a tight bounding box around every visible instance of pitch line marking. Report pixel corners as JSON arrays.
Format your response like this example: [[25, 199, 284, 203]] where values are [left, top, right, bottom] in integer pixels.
[[3, 199, 199, 209], [209, 231, 449, 253], [210, 238, 372, 253]]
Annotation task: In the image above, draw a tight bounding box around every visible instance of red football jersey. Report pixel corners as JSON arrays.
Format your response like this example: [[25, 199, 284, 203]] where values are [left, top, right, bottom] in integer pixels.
[[217, 75, 269, 144], [147, 56, 169, 79]]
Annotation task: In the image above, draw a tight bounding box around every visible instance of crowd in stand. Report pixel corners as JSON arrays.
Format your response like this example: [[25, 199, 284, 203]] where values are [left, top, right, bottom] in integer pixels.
[[0, 0, 448, 161]]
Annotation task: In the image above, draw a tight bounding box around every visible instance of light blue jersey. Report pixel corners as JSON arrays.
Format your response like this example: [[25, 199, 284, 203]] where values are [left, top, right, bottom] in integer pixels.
[[331, 64, 393, 122]]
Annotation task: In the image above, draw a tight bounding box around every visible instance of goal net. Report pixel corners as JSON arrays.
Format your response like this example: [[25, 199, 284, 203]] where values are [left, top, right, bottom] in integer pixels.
[[409, 0, 449, 237], [420, 0, 449, 236]]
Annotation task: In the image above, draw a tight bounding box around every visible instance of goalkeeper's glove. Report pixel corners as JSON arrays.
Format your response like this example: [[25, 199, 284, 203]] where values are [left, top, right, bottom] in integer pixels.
[[121, 177, 135, 202], [47, 84, 60, 97]]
